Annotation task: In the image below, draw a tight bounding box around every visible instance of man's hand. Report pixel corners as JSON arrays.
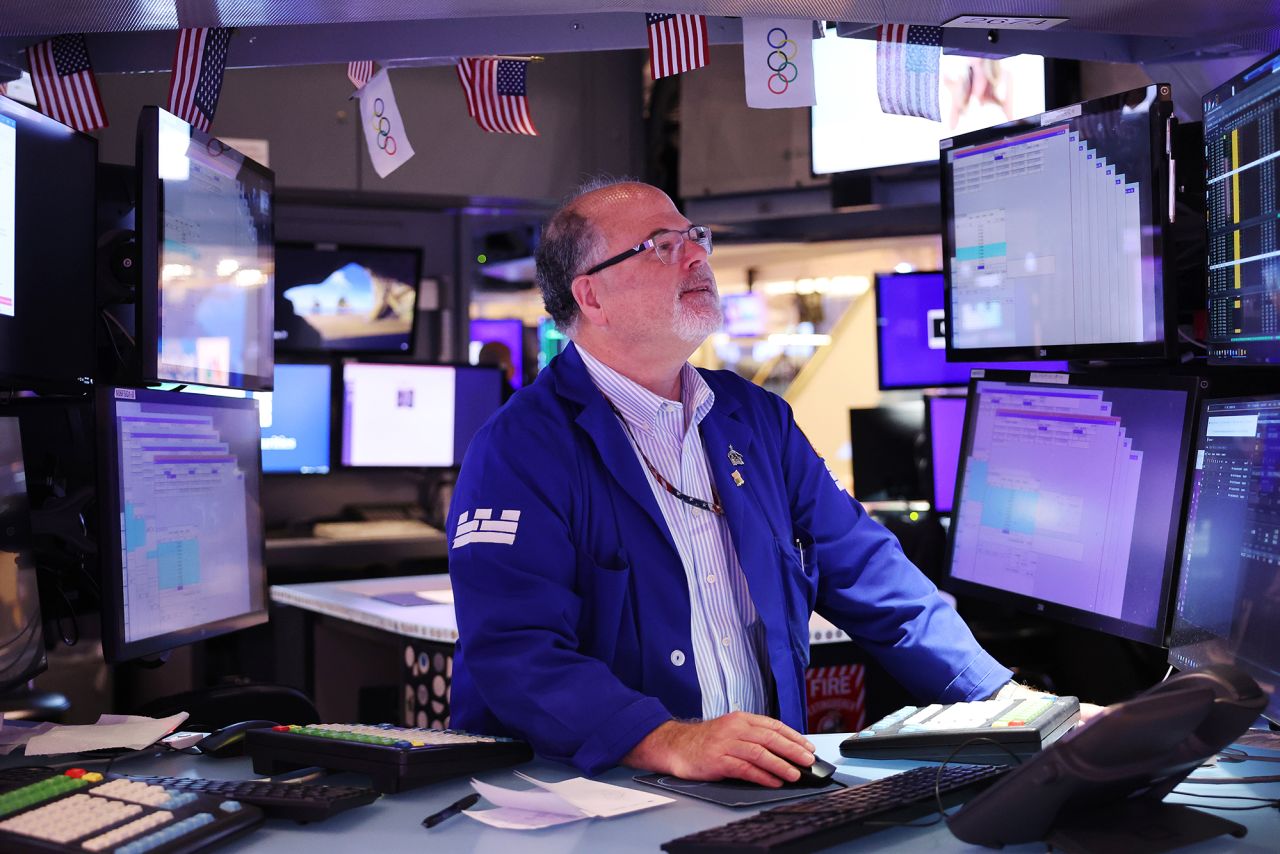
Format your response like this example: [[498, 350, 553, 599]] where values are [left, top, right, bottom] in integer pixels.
[[622, 712, 816, 787]]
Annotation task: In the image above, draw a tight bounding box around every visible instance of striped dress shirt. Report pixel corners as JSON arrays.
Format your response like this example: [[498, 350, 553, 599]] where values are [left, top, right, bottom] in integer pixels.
[[577, 346, 770, 719]]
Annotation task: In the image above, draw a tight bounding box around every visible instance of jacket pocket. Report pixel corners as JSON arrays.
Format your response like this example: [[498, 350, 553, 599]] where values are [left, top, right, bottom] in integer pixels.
[[774, 535, 816, 670], [579, 553, 632, 667]]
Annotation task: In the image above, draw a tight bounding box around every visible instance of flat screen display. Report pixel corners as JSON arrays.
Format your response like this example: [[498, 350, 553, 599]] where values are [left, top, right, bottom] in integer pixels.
[[0, 414, 45, 691], [275, 242, 420, 355], [926, 395, 967, 514], [849, 402, 924, 501], [341, 362, 503, 468], [0, 96, 95, 389], [812, 37, 1044, 174], [944, 371, 1196, 645], [1169, 395, 1280, 724], [942, 85, 1173, 361], [470, 318, 525, 390], [1202, 49, 1280, 365], [875, 272, 1068, 388], [140, 107, 274, 390], [98, 387, 267, 662]]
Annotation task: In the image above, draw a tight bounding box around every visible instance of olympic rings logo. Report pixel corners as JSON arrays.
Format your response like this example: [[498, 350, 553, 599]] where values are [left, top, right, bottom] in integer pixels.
[[765, 27, 799, 94], [371, 98, 398, 156]]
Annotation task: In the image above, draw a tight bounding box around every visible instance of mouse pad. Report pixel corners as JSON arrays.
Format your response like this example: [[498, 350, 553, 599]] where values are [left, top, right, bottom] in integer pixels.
[[633, 773, 851, 807]]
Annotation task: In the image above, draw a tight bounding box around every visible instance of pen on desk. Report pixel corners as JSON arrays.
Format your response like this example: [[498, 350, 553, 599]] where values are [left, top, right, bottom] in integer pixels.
[[422, 792, 481, 828]]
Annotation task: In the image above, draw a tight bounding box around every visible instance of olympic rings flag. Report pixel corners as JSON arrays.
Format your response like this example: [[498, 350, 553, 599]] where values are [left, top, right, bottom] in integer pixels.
[[742, 18, 816, 109], [357, 69, 415, 178]]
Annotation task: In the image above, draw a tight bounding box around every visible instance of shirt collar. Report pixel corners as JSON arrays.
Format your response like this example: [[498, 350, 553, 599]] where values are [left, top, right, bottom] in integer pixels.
[[576, 344, 715, 433]]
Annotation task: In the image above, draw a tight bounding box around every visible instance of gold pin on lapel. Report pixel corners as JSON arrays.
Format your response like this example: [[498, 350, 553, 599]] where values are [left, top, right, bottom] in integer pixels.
[[728, 445, 744, 466], [731, 470, 745, 487]]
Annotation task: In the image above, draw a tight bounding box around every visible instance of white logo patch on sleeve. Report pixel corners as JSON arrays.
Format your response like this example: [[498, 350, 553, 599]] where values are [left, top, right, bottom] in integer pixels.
[[452, 508, 521, 548]]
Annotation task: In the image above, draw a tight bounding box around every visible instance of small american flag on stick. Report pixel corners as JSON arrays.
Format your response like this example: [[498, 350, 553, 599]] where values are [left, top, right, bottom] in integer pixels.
[[646, 13, 709, 80], [348, 61, 374, 90], [876, 24, 942, 122], [26, 35, 108, 131], [168, 27, 232, 132], [456, 58, 538, 136]]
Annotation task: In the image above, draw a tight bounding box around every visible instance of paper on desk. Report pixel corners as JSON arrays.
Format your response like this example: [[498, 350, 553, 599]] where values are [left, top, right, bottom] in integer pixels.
[[0, 720, 57, 755], [463, 773, 674, 830], [23, 712, 189, 756]]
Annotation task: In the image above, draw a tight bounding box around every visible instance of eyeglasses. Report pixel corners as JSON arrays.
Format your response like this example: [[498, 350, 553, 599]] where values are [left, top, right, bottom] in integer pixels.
[[581, 225, 713, 276]]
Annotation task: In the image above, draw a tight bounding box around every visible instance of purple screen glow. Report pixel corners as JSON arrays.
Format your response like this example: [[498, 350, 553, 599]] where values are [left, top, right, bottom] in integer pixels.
[[470, 318, 525, 390], [928, 396, 967, 513]]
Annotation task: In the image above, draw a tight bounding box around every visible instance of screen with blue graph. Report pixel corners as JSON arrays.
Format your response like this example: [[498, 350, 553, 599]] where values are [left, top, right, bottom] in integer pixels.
[[1202, 50, 1280, 365], [944, 373, 1195, 645], [99, 387, 266, 661], [1169, 395, 1280, 724], [941, 85, 1173, 361]]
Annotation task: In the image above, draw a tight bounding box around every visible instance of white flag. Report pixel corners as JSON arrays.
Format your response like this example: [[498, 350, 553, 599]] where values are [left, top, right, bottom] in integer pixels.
[[742, 19, 816, 109], [358, 69, 415, 178]]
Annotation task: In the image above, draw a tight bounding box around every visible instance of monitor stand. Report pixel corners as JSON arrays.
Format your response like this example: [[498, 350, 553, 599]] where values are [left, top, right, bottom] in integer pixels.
[[1044, 799, 1247, 854]]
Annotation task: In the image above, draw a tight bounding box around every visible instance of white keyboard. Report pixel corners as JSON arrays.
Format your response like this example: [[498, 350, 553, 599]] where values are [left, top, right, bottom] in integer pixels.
[[311, 519, 444, 540]]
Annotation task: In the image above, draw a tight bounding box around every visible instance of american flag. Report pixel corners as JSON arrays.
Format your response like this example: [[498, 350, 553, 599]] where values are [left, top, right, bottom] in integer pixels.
[[876, 24, 942, 121], [348, 60, 374, 90], [26, 35, 108, 131], [455, 58, 537, 136], [646, 13, 709, 80], [168, 28, 232, 132]]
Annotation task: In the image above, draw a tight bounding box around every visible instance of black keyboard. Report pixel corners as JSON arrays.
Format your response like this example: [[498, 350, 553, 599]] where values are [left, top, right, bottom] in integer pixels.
[[244, 723, 532, 793], [661, 763, 1009, 854], [115, 775, 380, 823], [0, 768, 262, 854], [840, 695, 1080, 765]]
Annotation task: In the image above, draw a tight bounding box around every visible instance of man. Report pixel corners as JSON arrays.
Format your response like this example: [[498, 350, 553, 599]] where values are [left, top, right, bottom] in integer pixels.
[[448, 179, 1018, 787]]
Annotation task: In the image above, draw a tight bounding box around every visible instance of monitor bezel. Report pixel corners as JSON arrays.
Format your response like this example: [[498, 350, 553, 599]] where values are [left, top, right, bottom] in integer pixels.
[[941, 368, 1201, 647], [923, 391, 968, 515], [940, 84, 1177, 363], [337, 358, 504, 471], [261, 357, 336, 477], [1167, 392, 1280, 725], [96, 385, 268, 663], [136, 105, 276, 392], [274, 240, 423, 358]]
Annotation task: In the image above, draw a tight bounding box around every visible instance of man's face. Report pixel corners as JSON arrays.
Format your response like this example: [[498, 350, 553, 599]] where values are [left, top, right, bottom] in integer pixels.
[[580, 184, 722, 353]]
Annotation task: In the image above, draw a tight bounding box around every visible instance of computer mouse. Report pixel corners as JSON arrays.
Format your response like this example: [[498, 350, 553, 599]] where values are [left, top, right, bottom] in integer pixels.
[[786, 756, 838, 787], [195, 720, 280, 758]]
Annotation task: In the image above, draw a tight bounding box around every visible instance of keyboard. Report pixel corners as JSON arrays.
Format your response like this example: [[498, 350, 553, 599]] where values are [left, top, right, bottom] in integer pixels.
[[662, 763, 1009, 853], [244, 723, 533, 793], [840, 695, 1080, 765], [115, 775, 380, 824], [0, 769, 262, 854], [310, 519, 443, 540]]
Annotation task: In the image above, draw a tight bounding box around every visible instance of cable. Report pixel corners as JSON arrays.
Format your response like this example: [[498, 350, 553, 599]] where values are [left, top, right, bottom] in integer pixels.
[[1171, 789, 1279, 803], [1177, 328, 1207, 350]]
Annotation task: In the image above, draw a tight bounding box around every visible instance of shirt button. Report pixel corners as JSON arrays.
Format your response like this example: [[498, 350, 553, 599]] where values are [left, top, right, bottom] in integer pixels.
[[706, 574, 716, 584], [722, 636, 731, 646], [670, 650, 685, 667]]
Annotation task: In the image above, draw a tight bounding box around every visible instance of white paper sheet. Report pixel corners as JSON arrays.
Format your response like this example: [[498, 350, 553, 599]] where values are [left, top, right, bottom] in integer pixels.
[[462, 773, 673, 830], [23, 713, 189, 756], [514, 770, 675, 818]]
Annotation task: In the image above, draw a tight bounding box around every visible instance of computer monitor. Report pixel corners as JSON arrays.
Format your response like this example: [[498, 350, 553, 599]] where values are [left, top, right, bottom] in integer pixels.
[[941, 85, 1176, 361], [0, 95, 96, 390], [925, 394, 967, 514], [96, 386, 267, 662], [275, 242, 421, 355], [811, 37, 1045, 174], [0, 415, 46, 691], [1168, 394, 1280, 724], [849, 402, 924, 502], [470, 318, 525, 390], [1202, 49, 1280, 365], [874, 272, 1069, 389], [260, 362, 331, 475], [340, 362, 503, 468], [136, 106, 275, 390], [943, 370, 1198, 646], [721, 293, 766, 338]]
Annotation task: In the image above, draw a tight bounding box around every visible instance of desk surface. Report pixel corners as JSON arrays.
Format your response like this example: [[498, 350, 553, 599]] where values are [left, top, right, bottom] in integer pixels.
[[270, 574, 853, 647], [68, 733, 1280, 854]]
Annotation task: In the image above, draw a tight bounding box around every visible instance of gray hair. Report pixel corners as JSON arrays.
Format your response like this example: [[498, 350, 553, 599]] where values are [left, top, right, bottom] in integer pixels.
[[534, 176, 638, 334]]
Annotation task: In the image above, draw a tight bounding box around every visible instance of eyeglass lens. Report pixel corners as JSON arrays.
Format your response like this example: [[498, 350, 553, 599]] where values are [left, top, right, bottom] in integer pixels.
[[653, 227, 712, 264]]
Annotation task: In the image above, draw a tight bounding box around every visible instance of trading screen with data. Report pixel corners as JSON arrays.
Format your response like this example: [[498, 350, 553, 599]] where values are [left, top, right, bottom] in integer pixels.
[[102, 389, 265, 659], [1169, 396, 1280, 723], [945, 375, 1194, 644], [1203, 51, 1280, 365], [942, 86, 1169, 360]]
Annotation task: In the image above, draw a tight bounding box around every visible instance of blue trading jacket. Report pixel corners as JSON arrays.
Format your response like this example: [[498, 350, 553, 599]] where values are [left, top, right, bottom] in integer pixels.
[[448, 343, 1011, 775]]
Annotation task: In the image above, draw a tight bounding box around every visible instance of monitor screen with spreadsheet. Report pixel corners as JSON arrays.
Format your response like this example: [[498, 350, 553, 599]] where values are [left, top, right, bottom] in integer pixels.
[[940, 85, 1175, 362], [1202, 49, 1280, 365], [1169, 395, 1280, 724], [96, 386, 267, 662], [943, 371, 1197, 645]]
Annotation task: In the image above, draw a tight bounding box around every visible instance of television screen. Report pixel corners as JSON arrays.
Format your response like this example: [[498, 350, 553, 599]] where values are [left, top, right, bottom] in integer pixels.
[[0, 96, 96, 389], [849, 402, 925, 501], [722, 293, 767, 337], [812, 38, 1045, 174], [137, 107, 275, 390], [275, 242, 420, 355], [470, 318, 525, 390]]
